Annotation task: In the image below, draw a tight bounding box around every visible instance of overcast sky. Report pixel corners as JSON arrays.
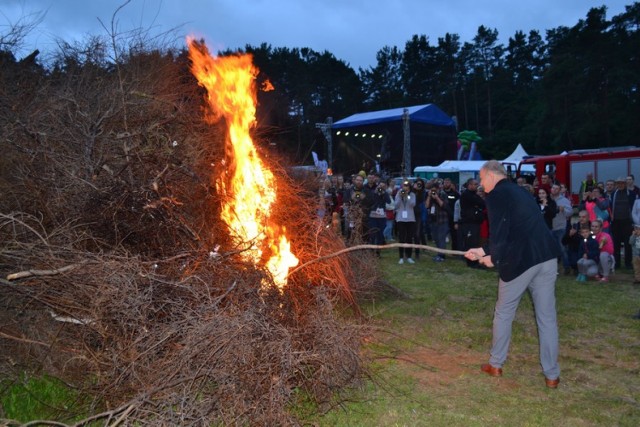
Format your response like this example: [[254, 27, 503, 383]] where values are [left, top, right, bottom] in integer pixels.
[[2, 0, 633, 69]]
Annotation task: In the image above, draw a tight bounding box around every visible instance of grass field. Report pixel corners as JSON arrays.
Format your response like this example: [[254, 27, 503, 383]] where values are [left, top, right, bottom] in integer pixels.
[[306, 249, 640, 426]]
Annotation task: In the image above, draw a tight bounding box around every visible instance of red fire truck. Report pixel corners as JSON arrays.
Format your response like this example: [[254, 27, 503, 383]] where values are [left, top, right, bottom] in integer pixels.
[[517, 146, 640, 205]]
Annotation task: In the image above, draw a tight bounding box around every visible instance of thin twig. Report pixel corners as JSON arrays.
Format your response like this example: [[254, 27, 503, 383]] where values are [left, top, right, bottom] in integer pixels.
[[6, 261, 88, 281], [0, 331, 50, 347]]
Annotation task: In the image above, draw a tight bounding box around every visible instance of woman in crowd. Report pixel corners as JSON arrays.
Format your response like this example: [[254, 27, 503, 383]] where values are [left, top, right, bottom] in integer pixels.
[[394, 181, 416, 264], [537, 187, 557, 229]]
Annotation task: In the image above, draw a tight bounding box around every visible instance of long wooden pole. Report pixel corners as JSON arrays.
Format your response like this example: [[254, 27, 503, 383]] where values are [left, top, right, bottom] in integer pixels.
[[288, 243, 467, 278]]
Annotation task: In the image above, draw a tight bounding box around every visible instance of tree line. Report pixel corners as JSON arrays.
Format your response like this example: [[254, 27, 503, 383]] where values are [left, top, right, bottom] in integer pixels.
[[246, 3, 640, 162], [2, 3, 639, 167]]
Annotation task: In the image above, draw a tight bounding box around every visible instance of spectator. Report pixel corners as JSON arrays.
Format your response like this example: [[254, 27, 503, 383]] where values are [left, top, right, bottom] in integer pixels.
[[426, 181, 451, 262], [335, 175, 347, 235], [412, 179, 427, 259], [627, 175, 640, 196], [395, 181, 416, 264], [559, 183, 569, 198], [629, 224, 640, 285], [537, 187, 557, 229], [590, 219, 615, 282], [477, 185, 490, 246], [576, 226, 600, 282], [523, 184, 535, 197], [343, 174, 367, 242], [579, 172, 598, 201], [442, 178, 460, 250], [563, 210, 592, 275], [453, 197, 461, 249], [537, 173, 552, 194], [632, 196, 640, 230], [359, 171, 380, 241], [459, 178, 486, 268], [368, 182, 392, 256], [551, 184, 573, 274], [383, 178, 396, 242], [323, 176, 342, 221], [611, 177, 636, 269], [604, 179, 615, 201], [580, 187, 611, 234]]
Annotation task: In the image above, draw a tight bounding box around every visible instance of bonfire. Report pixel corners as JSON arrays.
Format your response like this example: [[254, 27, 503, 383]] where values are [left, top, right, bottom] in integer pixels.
[[0, 39, 375, 425]]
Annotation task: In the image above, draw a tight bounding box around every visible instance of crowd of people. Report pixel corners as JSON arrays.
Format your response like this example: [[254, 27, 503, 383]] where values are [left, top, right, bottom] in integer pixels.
[[318, 170, 487, 265], [316, 168, 640, 320]]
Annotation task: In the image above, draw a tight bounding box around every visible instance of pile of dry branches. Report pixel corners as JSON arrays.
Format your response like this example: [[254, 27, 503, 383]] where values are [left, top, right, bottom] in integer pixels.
[[0, 36, 379, 425]]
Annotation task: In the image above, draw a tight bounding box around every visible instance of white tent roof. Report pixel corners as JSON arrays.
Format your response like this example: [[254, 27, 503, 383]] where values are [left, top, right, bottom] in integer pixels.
[[503, 143, 530, 163]]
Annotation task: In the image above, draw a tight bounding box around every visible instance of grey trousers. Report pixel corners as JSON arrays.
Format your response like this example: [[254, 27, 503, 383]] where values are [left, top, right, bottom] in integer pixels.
[[489, 258, 560, 380]]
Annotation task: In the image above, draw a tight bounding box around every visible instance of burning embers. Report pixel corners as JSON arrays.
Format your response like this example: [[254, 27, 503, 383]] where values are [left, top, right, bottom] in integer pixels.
[[188, 39, 298, 289]]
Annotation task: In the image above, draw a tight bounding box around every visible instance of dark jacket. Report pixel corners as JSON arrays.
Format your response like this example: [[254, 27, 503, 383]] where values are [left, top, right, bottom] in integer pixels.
[[611, 188, 637, 221], [460, 189, 486, 224], [482, 179, 562, 282], [579, 234, 600, 261], [537, 197, 557, 229]]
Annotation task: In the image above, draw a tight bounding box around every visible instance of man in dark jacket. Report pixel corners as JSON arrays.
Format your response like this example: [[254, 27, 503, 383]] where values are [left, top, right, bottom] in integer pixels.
[[465, 160, 562, 388], [443, 178, 460, 250], [611, 176, 637, 269], [459, 178, 486, 267]]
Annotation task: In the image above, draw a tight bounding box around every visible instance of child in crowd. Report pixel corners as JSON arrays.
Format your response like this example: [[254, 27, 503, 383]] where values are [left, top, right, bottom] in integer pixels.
[[576, 226, 600, 282], [629, 224, 640, 285]]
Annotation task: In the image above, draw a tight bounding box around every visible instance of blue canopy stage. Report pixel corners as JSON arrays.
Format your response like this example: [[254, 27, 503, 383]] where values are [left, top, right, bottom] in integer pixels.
[[331, 104, 457, 176]]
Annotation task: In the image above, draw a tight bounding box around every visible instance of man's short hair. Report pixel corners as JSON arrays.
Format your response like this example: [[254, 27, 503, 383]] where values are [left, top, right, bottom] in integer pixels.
[[481, 160, 507, 177]]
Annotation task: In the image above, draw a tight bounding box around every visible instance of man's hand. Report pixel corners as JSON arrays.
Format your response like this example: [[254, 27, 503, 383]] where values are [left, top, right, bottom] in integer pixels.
[[464, 247, 485, 261], [465, 247, 494, 267], [479, 255, 494, 267]]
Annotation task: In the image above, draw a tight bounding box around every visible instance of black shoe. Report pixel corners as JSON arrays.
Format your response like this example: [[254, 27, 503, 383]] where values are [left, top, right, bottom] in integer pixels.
[[633, 311, 640, 320]]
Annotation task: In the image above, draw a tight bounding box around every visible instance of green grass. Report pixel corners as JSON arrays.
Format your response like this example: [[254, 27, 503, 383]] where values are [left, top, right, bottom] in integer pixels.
[[305, 251, 640, 426], [0, 374, 87, 423]]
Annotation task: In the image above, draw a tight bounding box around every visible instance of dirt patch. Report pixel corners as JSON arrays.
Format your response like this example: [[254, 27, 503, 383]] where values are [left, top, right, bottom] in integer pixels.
[[399, 346, 520, 390]]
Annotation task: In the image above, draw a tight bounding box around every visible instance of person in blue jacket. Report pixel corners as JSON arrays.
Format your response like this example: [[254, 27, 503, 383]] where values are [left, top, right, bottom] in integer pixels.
[[575, 226, 600, 281]]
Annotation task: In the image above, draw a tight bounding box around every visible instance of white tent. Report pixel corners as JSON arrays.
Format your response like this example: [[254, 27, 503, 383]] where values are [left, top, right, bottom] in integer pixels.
[[502, 143, 530, 165]]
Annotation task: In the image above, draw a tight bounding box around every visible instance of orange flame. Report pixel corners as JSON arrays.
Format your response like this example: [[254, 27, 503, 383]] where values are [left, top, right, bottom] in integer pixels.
[[188, 39, 298, 289]]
